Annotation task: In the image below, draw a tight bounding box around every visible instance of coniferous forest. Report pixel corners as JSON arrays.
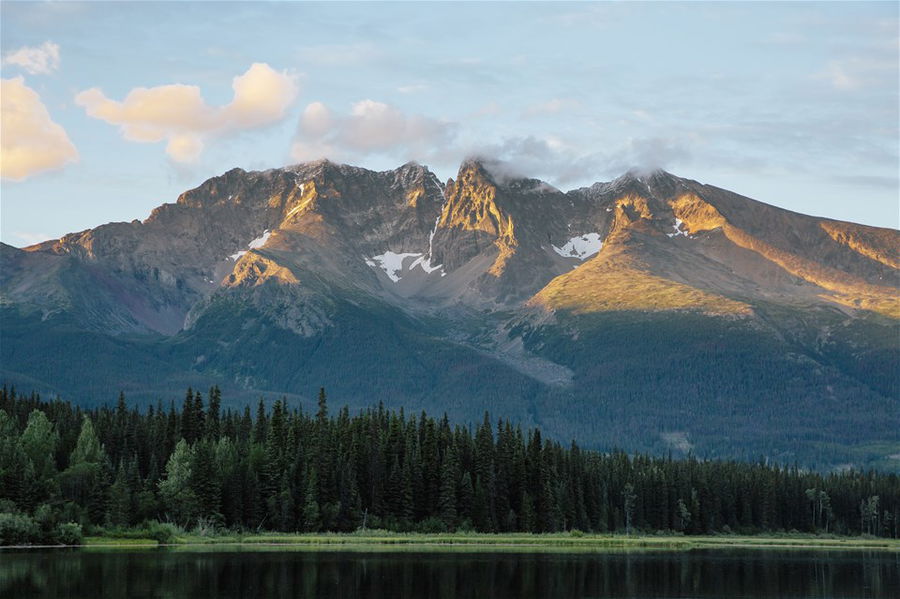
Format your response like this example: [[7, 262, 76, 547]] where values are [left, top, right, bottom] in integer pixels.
[[1, 385, 898, 546]]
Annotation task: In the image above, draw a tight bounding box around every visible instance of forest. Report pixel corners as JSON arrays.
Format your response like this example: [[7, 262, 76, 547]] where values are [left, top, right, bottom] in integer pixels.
[[0, 385, 898, 545]]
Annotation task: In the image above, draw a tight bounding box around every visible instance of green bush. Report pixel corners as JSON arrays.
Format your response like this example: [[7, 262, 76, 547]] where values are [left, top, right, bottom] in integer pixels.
[[147, 520, 181, 544], [33, 504, 59, 542], [0, 512, 39, 546], [416, 517, 448, 534], [56, 522, 83, 545]]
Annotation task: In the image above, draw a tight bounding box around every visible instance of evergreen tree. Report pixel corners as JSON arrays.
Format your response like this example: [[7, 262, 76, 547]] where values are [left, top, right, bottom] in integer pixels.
[[107, 462, 132, 527], [59, 417, 107, 509], [302, 467, 320, 532], [437, 445, 459, 528], [181, 389, 196, 444], [206, 386, 221, 440], [191, 440, 222, 523]]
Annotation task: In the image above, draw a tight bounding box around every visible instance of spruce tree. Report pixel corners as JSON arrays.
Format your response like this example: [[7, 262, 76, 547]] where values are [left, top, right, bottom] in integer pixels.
[[302, 467, 320, 532], [206, 386, 221, 440], [437, 445, 459, 529], [107, 462, 132, 527], [191, 440, 221, 524]]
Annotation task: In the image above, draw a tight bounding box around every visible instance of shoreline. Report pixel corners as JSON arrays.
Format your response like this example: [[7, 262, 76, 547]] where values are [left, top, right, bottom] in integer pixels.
[[4, 533, 899, 552]]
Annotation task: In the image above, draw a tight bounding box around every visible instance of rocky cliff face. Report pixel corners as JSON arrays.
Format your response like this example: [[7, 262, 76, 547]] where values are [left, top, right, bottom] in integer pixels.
[[2, 159, 898, 469], [8, 159, 895, 334]]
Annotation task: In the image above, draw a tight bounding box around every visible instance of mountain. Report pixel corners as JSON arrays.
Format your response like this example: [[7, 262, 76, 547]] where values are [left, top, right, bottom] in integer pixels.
[[2, 159, 898, 470]]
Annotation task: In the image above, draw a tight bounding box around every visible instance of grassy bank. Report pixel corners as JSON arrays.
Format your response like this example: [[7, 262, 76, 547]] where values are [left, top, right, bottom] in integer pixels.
[[78, 531, 900, 552]]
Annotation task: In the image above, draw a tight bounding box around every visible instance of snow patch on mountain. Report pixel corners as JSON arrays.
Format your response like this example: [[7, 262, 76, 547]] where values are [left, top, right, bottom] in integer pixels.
[[248, 230, 271, 249], [409, 254, 446, 276], [369, 250, 446, 282], [229, 230, 271, 260], [370, 251, 422, 282], [552, 233, 603, 260], [667, 218, 691, 238]]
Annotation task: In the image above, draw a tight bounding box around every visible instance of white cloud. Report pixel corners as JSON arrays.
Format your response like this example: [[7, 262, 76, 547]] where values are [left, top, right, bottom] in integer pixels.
[[291, 99, 456, 162], [1, 76, 78, 181], [461, 134, 694, 187], [343, 100, 454, 151], [2, 41, 60, 75], [463, 136, 597, 185], [299, 101, 333, 138], [75, 63, 298, 162], [607, 136, 693, 174]]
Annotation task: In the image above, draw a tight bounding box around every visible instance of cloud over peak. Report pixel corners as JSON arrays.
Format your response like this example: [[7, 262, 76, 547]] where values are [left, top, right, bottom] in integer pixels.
[[291, 99, 455, 162], [75, 63, 298, 162]]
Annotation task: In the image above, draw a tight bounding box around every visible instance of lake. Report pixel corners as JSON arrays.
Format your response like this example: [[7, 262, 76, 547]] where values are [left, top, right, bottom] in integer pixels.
[[1, 547, 897, 598]]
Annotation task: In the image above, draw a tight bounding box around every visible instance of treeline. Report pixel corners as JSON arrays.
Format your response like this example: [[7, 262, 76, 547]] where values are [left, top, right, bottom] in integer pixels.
[[1, 385, 898, 545]]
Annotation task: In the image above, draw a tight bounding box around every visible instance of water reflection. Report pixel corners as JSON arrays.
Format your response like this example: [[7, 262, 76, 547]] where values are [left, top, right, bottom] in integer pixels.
[[1, 548, 897, 598]]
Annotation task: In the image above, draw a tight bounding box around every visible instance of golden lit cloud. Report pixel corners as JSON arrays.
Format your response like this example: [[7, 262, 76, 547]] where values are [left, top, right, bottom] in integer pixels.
[[75, 63, 298, 163], [1, 76, 78, 181]]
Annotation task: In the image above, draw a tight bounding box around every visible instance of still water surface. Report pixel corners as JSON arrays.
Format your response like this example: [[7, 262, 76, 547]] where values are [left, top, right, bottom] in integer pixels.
[[1, 547, 897, 598]]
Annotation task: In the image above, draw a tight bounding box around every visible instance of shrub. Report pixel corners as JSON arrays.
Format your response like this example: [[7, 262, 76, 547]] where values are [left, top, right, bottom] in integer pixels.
[[191, 516, 221, 537], [56, 522, 83, 545], [33, 504, 59, 543], [0, 512, 39, 546], [416, 517, 448, 534], [147, 520, 181, 544]]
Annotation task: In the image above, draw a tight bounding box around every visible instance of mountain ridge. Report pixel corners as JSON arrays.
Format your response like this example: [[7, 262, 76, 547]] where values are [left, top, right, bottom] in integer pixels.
[[2, 158, 898, 470]]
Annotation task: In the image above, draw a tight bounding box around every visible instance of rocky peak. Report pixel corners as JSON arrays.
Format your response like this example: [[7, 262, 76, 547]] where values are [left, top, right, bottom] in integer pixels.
[[431, 159, 511, 272]]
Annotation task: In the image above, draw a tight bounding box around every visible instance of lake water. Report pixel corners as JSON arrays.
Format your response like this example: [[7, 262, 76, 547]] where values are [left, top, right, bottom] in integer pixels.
[[1, 547, 897, 598]]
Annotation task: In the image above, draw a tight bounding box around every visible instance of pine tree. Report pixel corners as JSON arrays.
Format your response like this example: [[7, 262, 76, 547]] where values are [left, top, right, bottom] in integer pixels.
[[206, 386, 221, 440], [623, 483, 637, 535], [458, 471, 474, 526], [181, 388, 196, 444], [253, 400, 267, 444], [59, 416, 107, 507], [302, 467, 320, 532], [191, 440, 221, 523], [473, 413, 496, 531], [107, 462, 132, 527], [437, 445, 459, 529]]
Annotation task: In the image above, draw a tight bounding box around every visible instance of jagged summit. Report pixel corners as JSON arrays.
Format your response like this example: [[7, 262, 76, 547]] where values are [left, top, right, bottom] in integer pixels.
[[12, 158, 898, 320]]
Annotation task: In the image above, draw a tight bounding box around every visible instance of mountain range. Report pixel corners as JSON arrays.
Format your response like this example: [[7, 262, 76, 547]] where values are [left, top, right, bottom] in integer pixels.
[[2, 159, 898, 469]]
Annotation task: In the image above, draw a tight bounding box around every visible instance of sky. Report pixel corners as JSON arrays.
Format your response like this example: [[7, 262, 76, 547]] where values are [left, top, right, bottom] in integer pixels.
[[1, 1, 898, 247]]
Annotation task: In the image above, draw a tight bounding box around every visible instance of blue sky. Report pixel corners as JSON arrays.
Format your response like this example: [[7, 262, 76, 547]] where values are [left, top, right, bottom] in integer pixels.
[[2, 1, 898, 247]]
